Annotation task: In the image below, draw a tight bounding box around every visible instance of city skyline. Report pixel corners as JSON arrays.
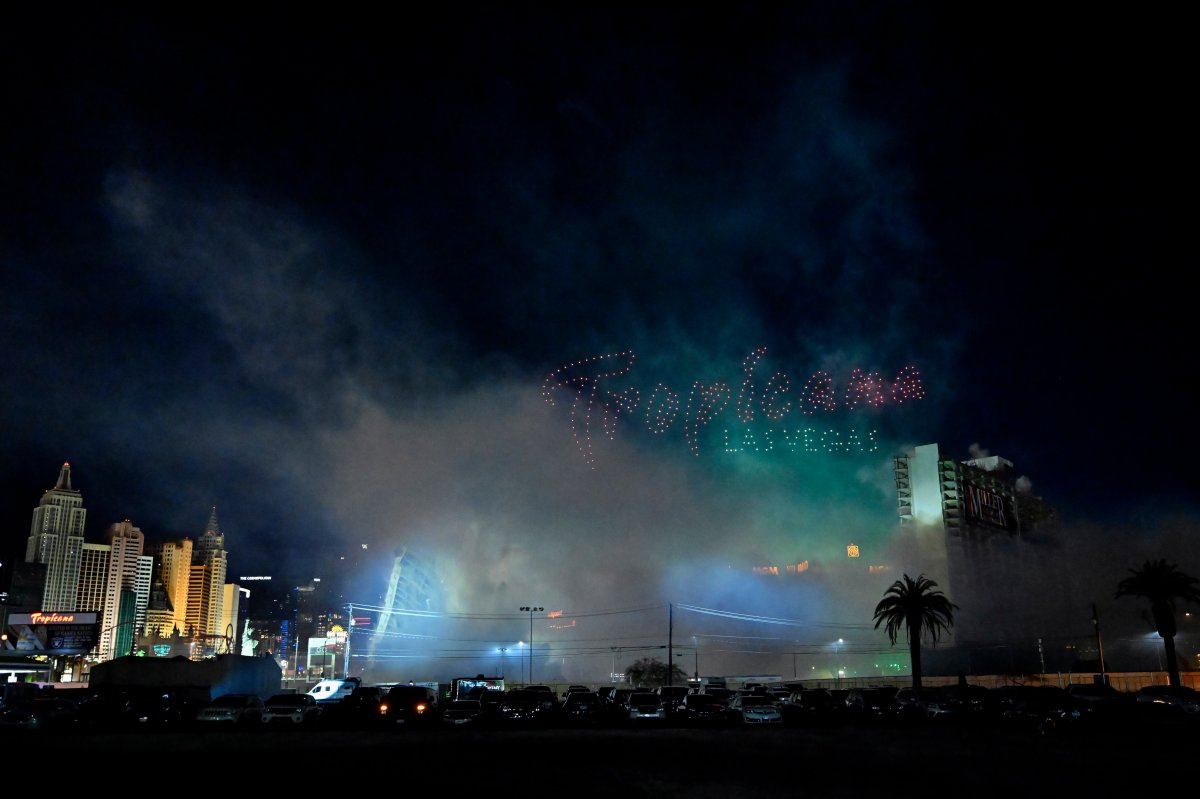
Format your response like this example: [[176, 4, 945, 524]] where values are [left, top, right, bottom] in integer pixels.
[[3, 7, 1197, 680]]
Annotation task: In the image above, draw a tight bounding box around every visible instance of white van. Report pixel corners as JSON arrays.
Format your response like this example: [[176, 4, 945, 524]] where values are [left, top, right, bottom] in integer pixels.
[[306, 677, 360, 704]]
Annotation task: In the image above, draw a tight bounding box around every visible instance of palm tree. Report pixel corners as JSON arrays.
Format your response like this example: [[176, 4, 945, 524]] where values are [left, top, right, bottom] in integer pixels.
[[1115, 559, 1200, 686], [873, 573, 957, 691]]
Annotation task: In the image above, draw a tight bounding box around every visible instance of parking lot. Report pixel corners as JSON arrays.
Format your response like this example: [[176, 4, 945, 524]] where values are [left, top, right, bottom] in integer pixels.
[[5, 714, 1189, 797]]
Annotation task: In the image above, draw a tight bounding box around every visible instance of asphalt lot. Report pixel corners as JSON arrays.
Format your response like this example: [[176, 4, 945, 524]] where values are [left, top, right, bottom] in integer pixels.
[[3, 717, 1190, 797]]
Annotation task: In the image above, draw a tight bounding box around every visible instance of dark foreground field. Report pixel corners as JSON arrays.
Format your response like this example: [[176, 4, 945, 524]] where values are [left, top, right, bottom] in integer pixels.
[[3, 717, 1192, 797]]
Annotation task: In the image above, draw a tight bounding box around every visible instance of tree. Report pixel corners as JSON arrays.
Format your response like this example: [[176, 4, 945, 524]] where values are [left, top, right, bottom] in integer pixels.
[[873, 573, 957, 691], [625, 657, 688, 689], [1115, 559, 1200, 686]]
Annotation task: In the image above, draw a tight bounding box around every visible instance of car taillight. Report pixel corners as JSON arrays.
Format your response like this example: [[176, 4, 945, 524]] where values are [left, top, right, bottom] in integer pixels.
[[379, 703, 389, 714], [416, 703, 427, 713]]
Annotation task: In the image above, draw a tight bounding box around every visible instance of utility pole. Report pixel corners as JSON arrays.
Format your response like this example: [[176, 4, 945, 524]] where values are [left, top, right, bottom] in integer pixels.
[[667, 603, 673, 688], [520, 606, 542, 684], [1092, 603, 1107, 681], [344, 603, 353, 679]]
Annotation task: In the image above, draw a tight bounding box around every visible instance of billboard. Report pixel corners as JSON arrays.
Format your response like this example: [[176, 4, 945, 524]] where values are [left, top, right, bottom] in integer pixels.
[[3, 611, 99, 655], [962, 482, 1016, 532]]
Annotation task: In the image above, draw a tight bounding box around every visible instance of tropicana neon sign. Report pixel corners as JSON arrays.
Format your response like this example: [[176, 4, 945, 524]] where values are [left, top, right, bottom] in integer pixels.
[[30, 611, 76, 624]]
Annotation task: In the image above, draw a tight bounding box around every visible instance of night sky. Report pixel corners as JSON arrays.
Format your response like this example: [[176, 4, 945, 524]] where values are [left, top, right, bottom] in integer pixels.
[[3, 6, 1196, 679]]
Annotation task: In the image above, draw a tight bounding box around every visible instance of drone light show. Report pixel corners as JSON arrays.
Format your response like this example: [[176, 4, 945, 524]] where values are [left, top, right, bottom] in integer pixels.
[[543, 348, 925, 466]]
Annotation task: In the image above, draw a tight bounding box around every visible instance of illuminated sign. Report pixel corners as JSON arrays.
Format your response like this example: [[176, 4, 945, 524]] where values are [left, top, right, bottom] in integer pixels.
[[238, 576, 272, 581], [723, 426, 878, 455], [847, 544, 861, 558], [752, 566, 780, 575], [11, 612, 97, 625], [5, 612, 99, 655], [963, 482, 1015, 531], [543, 347, 925, 464]]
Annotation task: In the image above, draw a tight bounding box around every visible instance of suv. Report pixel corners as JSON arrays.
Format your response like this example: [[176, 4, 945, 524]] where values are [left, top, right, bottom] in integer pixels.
[[844, 687, 899, 721], [1136, 684, 1200, 714], [894, 687, 952, 720], [380, 685, 440, 726], [525, 685, 559, 715], [655, 685, 689, 715], [319, 686, 384, 729], [196, 693, 265, 725], [263, 692, 322, 725]]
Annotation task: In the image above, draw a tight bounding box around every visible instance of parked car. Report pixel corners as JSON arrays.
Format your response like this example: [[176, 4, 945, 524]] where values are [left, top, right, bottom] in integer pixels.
[[678, 692, 729, 726], [764, 686, 792, 705], [937, 683, 994, 721], [997, 686, 1081, 736], [380, 684, 440, 727], [1135, 684, 1200, 715], [195, 693, 265, 725], [606, 688, 637, 722], [559, 691, 603, 726], [894, 687, 953, 721], [476, 689, 507, 727], [784, 688, 838, 726], [262, 692, 322, 725], [318, 685, 385, 729], [498, 689, 551, 725], [844, 687, 898, 721], [306, 677, 361, 705], [728, 693, 783, 725], [698, 686, 734, 703], [441, 699, 482, 726], [1065, 682, 1136, 726], [625, 692, 666, 722], [138, 691, 207, 728], [0, 696, 80, 730], [828, 689, 850, 712], [656, 685, 689, 716], [525, 685, 559, 715]]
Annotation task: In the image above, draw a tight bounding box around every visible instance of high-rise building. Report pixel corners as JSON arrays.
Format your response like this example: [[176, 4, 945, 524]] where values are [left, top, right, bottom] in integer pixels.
[[97, 520, 147, 661], [144, 580, 176, 638], [149, 537, 193, 636], [893, 443, 1069, 672], [76, 543, 110, 615], [112, 588, 138, 659], [186, 508, 228, 656], [25, 462, 87, 611], [218, 582, 242, 653]]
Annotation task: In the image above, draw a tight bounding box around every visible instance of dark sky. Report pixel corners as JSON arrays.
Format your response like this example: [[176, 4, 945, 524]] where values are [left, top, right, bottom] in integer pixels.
[[3, 5, 1196, 677]]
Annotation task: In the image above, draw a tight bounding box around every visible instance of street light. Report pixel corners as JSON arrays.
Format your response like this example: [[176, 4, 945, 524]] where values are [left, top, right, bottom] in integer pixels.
[[498, 646, 508, 678], [520, 606, 542, 684], [835, 638, 844, 687]]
